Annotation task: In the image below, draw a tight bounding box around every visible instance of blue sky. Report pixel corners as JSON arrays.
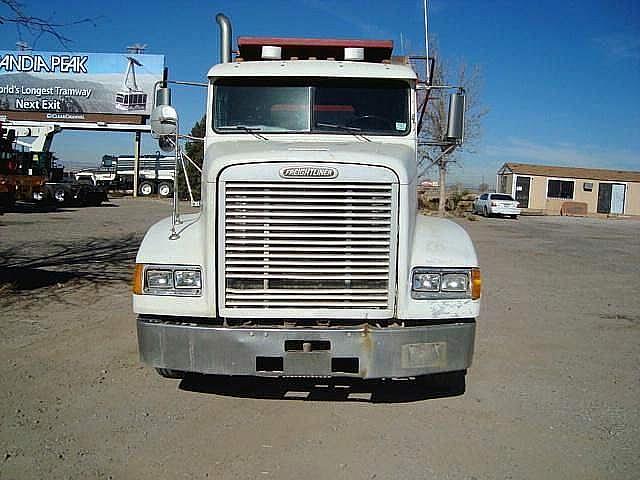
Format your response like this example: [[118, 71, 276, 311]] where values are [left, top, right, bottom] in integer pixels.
[[0, 0, 638, 186]]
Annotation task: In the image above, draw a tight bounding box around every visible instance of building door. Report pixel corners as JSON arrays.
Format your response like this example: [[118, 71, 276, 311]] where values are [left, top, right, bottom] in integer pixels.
[[610, 184, 626, 215], [598, 183, 626, 214], [515, 176, 530, 208], [597, 183, 612, 213]]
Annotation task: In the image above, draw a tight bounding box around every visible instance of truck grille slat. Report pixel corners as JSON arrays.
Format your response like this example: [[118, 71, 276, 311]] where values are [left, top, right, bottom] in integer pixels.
[[226, 225, 391, 232], [226, 218, 391, 225], [225, 239, 390, 246], [226, 260, 389, 266], [222, 180, 397, 311], [225, 246, 389, 253], [226, 253, 390, 260], [225, 204, 391, 211]]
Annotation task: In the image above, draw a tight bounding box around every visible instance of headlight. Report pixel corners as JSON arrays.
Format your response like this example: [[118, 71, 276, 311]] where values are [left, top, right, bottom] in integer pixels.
[[147, 269, 174, 289], [411, 268, 480, 300], [133, 264, 202, 296], [174, 270, 201, 289], [412, 272, 441, 292], [441, 273, 468, 292]]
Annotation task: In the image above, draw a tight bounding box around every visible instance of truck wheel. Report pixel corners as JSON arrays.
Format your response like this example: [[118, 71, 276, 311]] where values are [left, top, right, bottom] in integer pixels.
[[53, 188, 66, 204], [139, 181, 154, 196], [157, 182, 173, 197], [155, 368, 186, 379]]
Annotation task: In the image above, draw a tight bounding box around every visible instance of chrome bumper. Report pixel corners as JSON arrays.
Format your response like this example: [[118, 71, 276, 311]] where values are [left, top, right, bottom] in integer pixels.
[[137, 316, 475, 379]]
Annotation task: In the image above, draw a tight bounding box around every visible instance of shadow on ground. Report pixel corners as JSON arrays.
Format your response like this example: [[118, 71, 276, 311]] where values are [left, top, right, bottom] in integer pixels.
[[0, 201, 118, 216], [179, 373, 465, 404], [0, 234, 141, 295]]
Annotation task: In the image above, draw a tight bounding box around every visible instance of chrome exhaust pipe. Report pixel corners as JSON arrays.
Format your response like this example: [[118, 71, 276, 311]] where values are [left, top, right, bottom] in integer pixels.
[[215, 13, 232, 64]]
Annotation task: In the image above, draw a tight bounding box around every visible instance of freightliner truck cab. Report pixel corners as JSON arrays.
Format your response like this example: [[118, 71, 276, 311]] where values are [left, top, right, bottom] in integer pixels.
[[133, 14, 481, 387]]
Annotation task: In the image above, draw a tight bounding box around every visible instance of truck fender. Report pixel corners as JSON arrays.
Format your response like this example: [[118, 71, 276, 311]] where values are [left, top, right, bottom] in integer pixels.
[[409, 215, 478, 269]]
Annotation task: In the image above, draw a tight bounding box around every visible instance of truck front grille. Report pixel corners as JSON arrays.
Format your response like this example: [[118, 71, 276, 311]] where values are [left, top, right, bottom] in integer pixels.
[[222, 181, 396, 310]]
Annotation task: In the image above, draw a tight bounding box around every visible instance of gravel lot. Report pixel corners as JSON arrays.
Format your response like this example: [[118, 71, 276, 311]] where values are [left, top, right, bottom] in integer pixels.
[[1, 198, 638, 480]]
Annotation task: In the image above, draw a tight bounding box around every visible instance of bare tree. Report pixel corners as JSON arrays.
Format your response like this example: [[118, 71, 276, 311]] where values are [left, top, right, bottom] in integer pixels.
[[0, 0, 98, 49], [417, 44, 488, 214]]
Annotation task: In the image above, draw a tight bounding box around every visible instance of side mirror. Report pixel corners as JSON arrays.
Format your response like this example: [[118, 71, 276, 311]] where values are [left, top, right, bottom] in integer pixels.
[[150, 85, 178, 139], [150, 104, 178, 137], [445, 92, 465, 144]]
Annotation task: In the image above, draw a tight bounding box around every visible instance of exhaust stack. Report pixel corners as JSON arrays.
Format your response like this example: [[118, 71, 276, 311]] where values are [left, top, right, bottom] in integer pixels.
[[215, 13, 232, 64]]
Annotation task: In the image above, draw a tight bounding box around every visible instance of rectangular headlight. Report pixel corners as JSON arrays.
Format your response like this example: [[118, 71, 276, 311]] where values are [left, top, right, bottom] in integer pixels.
[[441, 273, 468, 292], [411, 268, 472, 300], [412, 272, 441, 291], [139, 265, 203, 296], [146, 269, 174, 289], [174, 270, 202, 289]]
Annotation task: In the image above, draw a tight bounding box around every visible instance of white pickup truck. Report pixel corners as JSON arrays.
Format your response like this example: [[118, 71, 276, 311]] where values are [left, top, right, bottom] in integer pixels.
[[132, 14, 481, 387]]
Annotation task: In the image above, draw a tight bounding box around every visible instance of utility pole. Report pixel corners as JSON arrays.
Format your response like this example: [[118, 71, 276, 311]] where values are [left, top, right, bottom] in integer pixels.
[[126, 43, 147, 55], [438, 158, 447, 214], [126, 44, 147, 198], [16, 41, 32, 51], [133, 131, 141, 197]]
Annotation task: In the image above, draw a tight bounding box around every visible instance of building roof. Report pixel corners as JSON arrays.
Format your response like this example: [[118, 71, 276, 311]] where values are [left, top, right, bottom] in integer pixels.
[[500, 162, 640, 183]]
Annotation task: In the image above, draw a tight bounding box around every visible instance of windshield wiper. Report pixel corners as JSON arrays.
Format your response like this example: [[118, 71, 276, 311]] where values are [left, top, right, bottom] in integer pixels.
[[315, 122, 371, 142], [218, 125, 268, 140]]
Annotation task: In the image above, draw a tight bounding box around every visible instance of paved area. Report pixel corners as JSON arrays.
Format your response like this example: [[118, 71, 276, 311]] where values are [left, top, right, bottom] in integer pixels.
[[1, 198, 638, 479]]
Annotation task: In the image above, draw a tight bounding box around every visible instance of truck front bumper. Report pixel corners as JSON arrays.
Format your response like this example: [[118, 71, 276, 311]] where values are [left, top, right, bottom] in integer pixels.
[[137, 316, 475, 379]]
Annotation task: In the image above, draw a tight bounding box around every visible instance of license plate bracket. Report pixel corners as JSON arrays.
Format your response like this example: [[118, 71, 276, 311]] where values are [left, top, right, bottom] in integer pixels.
[[284, 351, 331, 376]]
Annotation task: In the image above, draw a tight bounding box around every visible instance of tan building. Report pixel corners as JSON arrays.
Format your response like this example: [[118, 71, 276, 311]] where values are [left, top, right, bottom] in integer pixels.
[[497, 163, 640, 216]]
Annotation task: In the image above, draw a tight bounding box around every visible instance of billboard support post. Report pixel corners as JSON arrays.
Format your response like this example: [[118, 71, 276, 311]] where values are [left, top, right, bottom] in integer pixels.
[[133, 131, 141, 197]]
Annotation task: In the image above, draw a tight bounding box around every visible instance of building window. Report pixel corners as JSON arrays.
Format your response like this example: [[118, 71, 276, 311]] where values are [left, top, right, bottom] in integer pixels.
[[499, 175, 508, 193], [583, 182, 593, 192], [547, 179, 574, 199]]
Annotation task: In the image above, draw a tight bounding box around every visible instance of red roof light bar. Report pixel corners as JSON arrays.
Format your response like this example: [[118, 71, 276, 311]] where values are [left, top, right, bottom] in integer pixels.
[[237, 37, 394, 62]]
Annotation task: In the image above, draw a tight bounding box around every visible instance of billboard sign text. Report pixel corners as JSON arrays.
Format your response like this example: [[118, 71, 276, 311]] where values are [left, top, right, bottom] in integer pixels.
[[0, 51, 165, 124]]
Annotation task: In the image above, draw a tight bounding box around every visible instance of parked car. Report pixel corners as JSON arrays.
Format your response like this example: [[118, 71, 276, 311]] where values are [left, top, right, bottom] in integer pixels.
[[473, 193, 521, 218]]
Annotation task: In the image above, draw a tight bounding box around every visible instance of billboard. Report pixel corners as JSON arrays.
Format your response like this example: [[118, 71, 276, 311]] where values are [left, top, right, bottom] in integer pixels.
[[0, 51, 165, 124]]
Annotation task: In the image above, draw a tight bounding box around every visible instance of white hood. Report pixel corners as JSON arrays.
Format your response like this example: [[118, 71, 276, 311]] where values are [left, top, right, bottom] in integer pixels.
[[203, 140, 417, 185]]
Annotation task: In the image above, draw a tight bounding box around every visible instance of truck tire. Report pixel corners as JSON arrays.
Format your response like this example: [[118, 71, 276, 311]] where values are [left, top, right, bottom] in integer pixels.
[[155, 368, 186, 379], [157, 182, 173, 197], [139, 181, 154, 196], [53, 187, 67, 204]]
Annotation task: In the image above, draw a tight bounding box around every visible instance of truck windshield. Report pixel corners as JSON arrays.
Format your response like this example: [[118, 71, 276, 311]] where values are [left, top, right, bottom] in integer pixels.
[[213, 78, 409, 136]]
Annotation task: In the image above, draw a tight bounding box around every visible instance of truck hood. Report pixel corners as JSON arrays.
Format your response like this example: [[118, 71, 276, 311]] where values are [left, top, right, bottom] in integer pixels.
[[203, 140, 417, 185]]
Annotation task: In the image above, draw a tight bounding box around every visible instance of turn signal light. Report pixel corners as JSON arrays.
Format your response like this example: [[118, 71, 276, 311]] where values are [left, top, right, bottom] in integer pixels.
[[132, 263, 144, 295], [471, 268, 482, 300]]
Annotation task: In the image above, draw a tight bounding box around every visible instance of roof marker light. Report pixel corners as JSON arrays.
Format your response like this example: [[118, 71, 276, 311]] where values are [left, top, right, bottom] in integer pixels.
[[344, 47, 364, 61], [261, 45, 282, 60]]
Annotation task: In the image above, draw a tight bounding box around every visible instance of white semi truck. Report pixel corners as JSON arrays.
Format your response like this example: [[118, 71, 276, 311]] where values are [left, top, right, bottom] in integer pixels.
[[133, 14, 481, 388]]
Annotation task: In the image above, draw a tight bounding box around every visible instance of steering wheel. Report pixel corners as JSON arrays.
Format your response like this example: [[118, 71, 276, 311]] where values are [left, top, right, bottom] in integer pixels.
[[347, 114, 395, 130]]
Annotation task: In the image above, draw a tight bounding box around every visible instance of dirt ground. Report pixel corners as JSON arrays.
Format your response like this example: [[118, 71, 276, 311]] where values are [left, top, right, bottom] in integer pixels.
[[1, 197, 638, 480]]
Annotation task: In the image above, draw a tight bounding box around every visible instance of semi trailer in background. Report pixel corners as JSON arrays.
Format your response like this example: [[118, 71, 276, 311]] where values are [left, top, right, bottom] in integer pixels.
[[76, 153, 176, 197]]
